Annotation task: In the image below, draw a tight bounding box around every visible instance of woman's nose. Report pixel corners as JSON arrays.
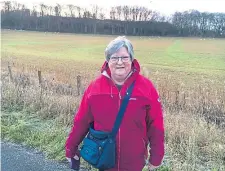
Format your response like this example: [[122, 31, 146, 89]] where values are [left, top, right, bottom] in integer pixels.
[[117, 58, 123, 64]]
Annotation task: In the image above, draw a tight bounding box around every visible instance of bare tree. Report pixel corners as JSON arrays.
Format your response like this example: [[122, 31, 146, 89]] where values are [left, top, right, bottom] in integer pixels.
[[54, 4, 62, 31], [115, 6, 122, 20], [134, 6, 140, 21], [31, 5, 36, 16], [68, 4, 75, 17], [213, 13, 225, 36], [122, 6, 129, 21], [110, 7, 116, 20], [3, 1, 12, 12], [54, 3, 61, 16], [76, 6, 81, 18], [83, 8, 92, 18], [131, 6, 135, 21], [48, 5, 53, 16], [91, 4, 99, 19], [99, 8, 105, 20], [143, 8, 152, 21], [40, 3, 47, 17], [99, 12, 105, 20]]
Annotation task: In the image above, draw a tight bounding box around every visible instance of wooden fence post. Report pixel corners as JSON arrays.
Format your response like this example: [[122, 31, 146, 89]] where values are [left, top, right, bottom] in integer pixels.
[[38, 70, 42, 85], [38, 70, 43, 107], [8, 65, 13, 82], [77, 75, 81, 96]]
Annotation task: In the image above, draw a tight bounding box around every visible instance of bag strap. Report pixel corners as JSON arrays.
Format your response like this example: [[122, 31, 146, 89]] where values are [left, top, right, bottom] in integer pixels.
[[111, 81, 135, 138]]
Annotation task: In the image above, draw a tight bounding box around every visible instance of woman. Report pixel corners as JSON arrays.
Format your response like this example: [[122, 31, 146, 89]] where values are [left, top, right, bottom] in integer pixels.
[[65, 36, 165, 171]]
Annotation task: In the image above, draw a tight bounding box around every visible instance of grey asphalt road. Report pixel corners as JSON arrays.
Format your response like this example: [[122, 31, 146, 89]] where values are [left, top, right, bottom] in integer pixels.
[[1, 141, 87, 171]]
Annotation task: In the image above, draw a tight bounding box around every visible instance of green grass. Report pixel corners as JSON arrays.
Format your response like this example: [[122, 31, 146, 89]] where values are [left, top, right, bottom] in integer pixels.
[[144, 39, 225, 75], [1, 111, 68, 161], [2, 30, 225, 76], [1, 110, 170, 171]]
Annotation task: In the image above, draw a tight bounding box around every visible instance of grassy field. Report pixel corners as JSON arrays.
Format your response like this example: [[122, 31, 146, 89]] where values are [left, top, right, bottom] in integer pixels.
[[1, 30, 225, 171], [2, 30, 225, 72], [2, 30, 225, 87]]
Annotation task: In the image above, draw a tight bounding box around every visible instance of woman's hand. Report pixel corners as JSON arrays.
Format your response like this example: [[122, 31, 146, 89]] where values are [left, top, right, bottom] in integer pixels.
[[66, 155, 79, 163], [66, 155, 80, 170]]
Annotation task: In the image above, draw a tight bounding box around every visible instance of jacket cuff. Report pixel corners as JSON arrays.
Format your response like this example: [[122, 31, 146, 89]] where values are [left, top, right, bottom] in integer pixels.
[[66, 147, 80, 158], [149, 155, 163, 167]]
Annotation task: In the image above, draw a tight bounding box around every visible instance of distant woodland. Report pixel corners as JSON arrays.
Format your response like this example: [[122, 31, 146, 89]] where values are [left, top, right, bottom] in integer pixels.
[[1, 1, 225, 37]]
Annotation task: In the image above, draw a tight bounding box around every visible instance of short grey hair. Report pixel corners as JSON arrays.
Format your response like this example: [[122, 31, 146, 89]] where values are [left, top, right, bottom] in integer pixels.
[[105, 36, 134, 62]]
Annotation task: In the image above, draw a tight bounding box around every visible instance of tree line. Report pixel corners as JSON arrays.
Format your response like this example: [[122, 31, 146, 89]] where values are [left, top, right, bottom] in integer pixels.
[[1, 1, 225, 37]]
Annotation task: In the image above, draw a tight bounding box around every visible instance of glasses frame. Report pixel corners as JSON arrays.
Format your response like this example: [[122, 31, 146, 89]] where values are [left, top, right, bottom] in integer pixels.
[[109, 56, 131, 63]]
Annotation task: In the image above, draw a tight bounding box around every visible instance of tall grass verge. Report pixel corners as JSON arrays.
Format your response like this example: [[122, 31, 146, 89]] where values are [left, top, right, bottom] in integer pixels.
[[1, 64, 225, 171]]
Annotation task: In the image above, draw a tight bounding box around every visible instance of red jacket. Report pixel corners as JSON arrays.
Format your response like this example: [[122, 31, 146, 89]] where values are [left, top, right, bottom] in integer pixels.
[[65, 59, 165, 171]]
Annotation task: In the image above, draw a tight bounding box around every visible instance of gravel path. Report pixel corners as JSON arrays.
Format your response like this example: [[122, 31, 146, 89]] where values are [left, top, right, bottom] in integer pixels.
[[1, 141, 87, 171]]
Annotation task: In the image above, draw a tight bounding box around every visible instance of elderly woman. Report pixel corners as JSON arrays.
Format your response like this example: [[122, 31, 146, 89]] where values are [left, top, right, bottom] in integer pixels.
[[65, 36, 165, 171]]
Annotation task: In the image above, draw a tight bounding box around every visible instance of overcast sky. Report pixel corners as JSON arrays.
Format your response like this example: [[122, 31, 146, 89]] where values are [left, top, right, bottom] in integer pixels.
[[6, 0, 225, 16]]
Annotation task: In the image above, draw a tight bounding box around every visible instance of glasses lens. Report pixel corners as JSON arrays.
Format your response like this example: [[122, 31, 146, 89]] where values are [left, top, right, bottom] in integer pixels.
[[122, 57, 129, 62], [110, 56, 130, 63], [110, 57, 117, 63]]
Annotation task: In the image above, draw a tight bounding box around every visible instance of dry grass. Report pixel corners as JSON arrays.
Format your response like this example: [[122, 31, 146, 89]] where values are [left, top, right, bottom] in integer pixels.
[[2, 60, 224, 127], [165, 112, 225, 170], [1, 61, 225, 170], [1, 31, 225, 170]]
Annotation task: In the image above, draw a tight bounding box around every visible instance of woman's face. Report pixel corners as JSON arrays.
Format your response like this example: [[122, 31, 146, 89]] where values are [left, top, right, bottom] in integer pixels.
[[108, 47, 132, 84]]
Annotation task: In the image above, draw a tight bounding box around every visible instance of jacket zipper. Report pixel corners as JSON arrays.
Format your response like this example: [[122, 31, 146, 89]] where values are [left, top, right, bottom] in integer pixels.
[[102, 70, 135, 171], [106, 75, 124, 171], [118, 91, 121, 171]]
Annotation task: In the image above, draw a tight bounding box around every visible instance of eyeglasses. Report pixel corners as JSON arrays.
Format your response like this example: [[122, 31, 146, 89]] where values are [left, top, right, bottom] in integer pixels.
[[109, 56, 130, 63]]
